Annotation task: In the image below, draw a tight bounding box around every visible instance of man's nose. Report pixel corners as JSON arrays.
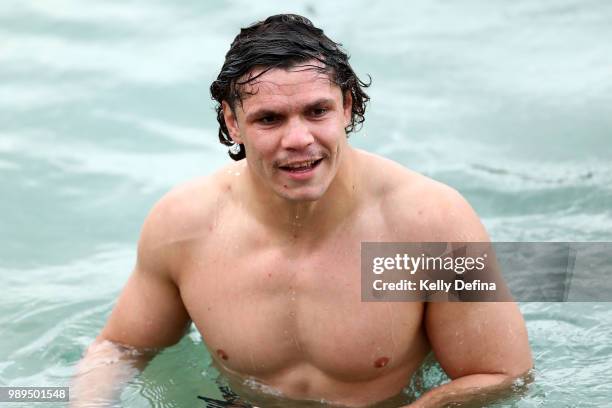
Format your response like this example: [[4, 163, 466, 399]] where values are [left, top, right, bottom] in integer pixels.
[[281, 117, 314, 150]]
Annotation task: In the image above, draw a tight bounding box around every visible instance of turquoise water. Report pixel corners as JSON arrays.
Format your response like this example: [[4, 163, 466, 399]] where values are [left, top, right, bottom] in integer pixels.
[[1, 1, 611, 407]]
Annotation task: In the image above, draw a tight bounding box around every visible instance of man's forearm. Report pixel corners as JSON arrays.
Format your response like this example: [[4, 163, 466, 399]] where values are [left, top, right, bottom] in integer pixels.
[[405, 372, 528, 408], [70, 338, 154, 407]]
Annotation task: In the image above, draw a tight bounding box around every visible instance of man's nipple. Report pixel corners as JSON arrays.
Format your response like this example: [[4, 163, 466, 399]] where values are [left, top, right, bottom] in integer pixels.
[[374, 356, 389, 368], [216, 349, 229, 360]]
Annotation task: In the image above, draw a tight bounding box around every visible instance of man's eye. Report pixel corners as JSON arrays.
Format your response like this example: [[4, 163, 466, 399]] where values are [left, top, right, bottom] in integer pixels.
[[311, 108, 328, 117], [258, 115, 277, 124]]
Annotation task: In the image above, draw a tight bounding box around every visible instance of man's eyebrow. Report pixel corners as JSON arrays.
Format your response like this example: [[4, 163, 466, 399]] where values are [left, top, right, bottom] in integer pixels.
[[304, 98, 336, 110], [245, 108, 282, 122]]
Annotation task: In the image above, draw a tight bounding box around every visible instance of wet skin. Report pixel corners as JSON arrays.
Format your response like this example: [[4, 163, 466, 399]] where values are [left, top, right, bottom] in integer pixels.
[[98, 64, 532, 407], [199, 67, 428, 404]]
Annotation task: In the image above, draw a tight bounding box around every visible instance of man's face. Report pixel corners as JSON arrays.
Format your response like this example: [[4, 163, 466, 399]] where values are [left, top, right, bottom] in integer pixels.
[[223, 63, 352, 202]]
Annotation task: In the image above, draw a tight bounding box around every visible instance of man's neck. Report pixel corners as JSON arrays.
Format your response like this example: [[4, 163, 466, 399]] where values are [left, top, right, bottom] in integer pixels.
[[243, 148, 361, 242]]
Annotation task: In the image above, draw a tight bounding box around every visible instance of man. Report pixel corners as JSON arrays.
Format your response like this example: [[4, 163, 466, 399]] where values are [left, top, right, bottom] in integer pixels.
[[73, 14, 532, 407]]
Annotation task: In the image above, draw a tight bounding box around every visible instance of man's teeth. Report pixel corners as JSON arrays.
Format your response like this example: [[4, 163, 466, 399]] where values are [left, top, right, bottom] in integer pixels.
[[285, 160, 317, 169]]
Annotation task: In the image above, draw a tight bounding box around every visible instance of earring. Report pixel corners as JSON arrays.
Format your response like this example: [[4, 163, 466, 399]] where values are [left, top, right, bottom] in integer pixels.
[[229, 143, 241, 155]]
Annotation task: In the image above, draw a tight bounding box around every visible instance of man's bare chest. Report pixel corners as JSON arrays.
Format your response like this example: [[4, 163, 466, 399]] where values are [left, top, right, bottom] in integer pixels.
[[178, 237, 427, 383]]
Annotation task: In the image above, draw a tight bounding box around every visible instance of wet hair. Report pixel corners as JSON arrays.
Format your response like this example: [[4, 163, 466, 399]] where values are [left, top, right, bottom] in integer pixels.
[[210, 14, 371, 160]]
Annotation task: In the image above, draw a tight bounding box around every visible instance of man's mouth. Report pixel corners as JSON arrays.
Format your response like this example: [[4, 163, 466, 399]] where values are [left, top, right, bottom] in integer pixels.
[[278, 158, 324, 173]]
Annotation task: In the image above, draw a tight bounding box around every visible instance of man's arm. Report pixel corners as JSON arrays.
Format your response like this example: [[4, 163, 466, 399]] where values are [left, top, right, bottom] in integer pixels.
[[408, 186, 533, 407], [410, 302, 532, 408], [71, 195, 192, 406]]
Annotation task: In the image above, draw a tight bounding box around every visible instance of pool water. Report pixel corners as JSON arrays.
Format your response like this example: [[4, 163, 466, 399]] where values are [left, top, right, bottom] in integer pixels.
[[1, 1, 611, 407]]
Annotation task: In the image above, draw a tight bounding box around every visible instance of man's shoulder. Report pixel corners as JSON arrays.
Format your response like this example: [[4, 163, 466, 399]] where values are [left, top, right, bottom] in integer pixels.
[[356, 149, 451, 202], [139, 163, 238, 249], [357, 150, 488, 241]]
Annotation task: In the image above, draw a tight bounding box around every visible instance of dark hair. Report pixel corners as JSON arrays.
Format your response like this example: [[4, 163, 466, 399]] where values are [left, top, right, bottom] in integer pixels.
[[210, 14, 371, 160]]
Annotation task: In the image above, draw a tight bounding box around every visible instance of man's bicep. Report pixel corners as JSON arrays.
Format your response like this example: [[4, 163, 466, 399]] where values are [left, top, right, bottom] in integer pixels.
[[100, 191, 196, 348], [425, 302, 532, 379], [101, 262, 191, 349]]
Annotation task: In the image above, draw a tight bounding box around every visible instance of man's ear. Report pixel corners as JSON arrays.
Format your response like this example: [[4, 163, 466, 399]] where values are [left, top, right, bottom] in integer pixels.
[[222, 101, 243, 144], [342, 91, 353, 128]]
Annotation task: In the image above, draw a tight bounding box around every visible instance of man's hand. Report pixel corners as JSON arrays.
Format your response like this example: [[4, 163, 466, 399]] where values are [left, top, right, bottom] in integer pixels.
[[70, 338, 154, 407], [402, 369, 531, 408]]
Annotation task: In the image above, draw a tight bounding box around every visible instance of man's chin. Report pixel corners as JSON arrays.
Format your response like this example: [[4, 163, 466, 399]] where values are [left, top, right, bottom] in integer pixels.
[[274, 186, 327, 203]]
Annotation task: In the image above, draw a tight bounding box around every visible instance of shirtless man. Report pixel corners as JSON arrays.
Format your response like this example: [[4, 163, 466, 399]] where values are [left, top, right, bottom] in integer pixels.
[[73, 14, 532, 407]]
